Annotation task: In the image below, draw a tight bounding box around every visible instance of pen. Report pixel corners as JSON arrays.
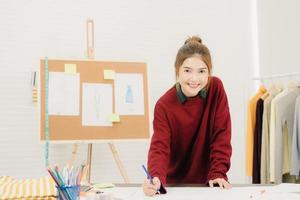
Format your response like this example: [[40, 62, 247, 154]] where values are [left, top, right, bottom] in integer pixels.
[[142, 165, 160, 194], [142, 165, 153, 184]]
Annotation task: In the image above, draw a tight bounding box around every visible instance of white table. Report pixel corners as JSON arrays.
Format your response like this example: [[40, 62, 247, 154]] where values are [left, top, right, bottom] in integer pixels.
[[85, 183, 300, 200]]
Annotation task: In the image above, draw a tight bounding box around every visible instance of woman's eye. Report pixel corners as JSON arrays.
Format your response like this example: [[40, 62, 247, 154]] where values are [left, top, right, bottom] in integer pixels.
[[184, 69, 190, 73]]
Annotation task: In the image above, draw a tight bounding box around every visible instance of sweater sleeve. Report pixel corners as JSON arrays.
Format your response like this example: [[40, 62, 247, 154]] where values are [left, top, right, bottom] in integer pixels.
[[147, 101, 170, 194], [207, 80, 232, 182], [291, 97, 300, 175]]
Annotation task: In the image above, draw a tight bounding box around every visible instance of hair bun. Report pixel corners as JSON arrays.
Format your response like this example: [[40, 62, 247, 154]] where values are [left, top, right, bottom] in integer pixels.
[[184, 36, 202, 45]]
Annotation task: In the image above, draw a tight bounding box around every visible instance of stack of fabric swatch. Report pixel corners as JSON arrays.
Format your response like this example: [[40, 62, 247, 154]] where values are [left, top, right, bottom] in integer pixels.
[[0, 176, 56, 200]]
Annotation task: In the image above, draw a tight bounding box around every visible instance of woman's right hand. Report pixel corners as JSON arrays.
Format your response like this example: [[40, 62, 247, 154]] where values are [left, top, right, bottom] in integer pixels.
[[142, 177, 161, 196]]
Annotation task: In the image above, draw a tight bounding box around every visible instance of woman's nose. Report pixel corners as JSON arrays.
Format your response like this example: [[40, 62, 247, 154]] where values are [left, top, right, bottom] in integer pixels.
[[190, 73, 199, 81]]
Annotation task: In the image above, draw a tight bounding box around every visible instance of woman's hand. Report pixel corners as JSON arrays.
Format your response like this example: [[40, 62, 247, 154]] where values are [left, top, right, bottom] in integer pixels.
[[142, 177, 161, 196], [208, 178, 232, 189]]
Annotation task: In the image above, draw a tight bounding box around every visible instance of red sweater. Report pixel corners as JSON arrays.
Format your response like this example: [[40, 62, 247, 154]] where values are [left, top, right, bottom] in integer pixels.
[[148, 76, 232, 193]]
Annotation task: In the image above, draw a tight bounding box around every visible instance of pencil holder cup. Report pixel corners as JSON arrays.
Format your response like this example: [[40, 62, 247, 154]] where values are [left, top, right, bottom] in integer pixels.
[[56, 185, 80, 200]]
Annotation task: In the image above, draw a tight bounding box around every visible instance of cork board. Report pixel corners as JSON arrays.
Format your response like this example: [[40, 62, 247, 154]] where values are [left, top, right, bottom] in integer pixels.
[[40, 59, 149, 140]]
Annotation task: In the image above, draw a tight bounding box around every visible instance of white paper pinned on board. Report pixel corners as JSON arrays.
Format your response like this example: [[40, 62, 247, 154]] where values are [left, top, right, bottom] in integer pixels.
[[114, 73, 144, 115], [48, 72, 80, 115], [82, 83, 113, 126]]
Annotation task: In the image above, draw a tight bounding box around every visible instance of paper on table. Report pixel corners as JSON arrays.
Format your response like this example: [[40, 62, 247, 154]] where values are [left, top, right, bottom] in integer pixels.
[[115, 73, 144, 115], [82, 83, 113, 126], [48, 72, 80, 115]]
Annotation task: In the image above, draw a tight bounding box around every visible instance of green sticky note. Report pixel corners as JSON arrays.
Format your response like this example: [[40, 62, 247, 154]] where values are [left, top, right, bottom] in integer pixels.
[[108, 114, 120, 122], [92, 183, 115, 188], [64, 64, 77, 74], [104, 70, 115, 80]]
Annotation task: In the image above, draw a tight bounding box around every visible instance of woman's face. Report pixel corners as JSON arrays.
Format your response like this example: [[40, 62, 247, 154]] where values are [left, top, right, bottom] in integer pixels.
[[177, 56, 209, 97]]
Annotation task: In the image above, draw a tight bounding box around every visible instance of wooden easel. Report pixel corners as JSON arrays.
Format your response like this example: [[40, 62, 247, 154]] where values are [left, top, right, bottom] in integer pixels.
[[42, 20, 149, 184]]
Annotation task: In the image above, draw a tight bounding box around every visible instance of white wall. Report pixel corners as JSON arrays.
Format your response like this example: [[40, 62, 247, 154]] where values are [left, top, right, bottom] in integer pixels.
[[257, 0, 300, 77], [0, 0, 256, 184]]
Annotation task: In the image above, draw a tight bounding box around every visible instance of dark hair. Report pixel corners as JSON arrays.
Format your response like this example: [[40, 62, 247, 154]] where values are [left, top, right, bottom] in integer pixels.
[[175, 36, 212, 76]]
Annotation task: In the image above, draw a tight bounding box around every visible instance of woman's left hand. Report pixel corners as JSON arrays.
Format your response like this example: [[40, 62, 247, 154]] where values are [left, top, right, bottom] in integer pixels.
[[208, 178, 232, 189]]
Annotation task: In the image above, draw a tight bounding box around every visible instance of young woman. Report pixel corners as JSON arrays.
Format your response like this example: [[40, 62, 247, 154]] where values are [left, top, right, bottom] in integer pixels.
[[143, 36, 232, 196]]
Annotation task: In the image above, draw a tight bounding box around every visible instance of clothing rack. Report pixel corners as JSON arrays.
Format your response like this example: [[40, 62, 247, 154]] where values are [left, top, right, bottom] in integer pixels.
[[252, 72, 300, 80]]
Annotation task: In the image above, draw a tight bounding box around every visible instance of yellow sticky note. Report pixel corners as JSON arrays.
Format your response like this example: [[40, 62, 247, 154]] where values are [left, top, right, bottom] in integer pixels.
[[104, 70, 115, 80], [108, 114, 120, 122], [65, 64, 77, 74]]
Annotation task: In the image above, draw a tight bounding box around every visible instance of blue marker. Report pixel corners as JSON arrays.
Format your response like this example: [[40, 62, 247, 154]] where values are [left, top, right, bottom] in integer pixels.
[[142, 165, 153, 184]]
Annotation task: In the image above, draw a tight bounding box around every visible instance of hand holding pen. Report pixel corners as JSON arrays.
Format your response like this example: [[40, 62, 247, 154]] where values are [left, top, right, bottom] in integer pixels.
[[142, 165, 161, 196]]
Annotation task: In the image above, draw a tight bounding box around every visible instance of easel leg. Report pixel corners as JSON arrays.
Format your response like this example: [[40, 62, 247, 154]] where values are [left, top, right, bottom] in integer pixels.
[[108, 142, 130, 183], [87, 143, 93, 184]]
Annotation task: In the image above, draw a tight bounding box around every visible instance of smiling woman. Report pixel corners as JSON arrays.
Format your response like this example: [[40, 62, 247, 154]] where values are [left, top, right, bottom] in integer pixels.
[[142, 36, 233, 196]]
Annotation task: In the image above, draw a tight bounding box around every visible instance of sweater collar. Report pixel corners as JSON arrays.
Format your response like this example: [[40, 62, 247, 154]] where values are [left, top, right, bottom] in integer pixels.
[[175, 83, 207, 104]]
